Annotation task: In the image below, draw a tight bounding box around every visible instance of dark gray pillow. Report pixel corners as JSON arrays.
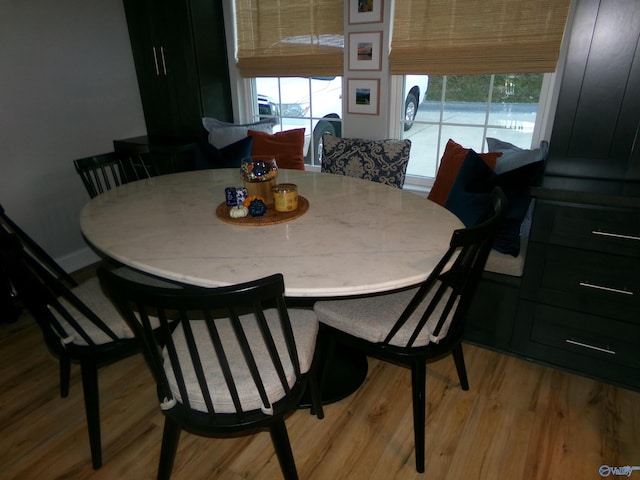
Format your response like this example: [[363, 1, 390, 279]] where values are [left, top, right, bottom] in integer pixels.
[[194, 136, 253, 170]]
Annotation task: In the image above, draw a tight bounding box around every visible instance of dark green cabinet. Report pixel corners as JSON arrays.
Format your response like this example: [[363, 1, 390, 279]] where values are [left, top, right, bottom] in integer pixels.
[[510, 0, 640, 391], [122, 0, 233, 139], [513, 197, 640, 390], [466, 0, 640, 391]]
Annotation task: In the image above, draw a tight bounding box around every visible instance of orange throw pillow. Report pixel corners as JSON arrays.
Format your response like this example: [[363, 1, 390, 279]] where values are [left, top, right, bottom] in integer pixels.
[[248, 128, 305, 170], [427, 139, 501, 206]]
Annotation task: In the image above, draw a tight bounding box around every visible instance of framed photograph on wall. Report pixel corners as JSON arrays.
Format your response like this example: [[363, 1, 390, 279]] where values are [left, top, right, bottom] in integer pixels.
[[349, 0, 383, 24], [347, 78, 380, 115], [349, 32, 382, 71]]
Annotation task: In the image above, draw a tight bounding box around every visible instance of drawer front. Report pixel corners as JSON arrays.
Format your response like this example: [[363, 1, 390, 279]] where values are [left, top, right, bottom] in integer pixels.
[[530, 201, 640, 257], [521, 244, 640, 321], [514, 301, 640, 389]]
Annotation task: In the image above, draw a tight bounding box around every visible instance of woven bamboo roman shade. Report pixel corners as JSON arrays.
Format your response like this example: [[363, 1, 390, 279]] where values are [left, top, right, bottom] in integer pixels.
[[390, 0, 572, 75], [235, 0, 344, 77]]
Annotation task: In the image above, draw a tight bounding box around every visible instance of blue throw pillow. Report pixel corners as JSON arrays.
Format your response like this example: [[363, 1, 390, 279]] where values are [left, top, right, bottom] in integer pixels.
[[444, 149, 495, 227], [445, 149, 544, 256], [194, 136, 253, 170]]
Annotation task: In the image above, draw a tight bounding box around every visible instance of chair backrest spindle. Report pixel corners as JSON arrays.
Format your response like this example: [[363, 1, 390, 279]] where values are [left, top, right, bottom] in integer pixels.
[[74, 151, 157, 199], [382, 187, 507, 349]]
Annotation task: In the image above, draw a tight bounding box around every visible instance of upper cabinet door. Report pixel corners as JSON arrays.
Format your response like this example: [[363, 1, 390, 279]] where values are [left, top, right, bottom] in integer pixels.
[[547, 0, 640, 180], [122, 0, 232, 139]]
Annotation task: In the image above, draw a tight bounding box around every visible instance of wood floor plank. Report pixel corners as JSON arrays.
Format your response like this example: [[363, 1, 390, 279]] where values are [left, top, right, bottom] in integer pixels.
[[1, 312, 638, 479]]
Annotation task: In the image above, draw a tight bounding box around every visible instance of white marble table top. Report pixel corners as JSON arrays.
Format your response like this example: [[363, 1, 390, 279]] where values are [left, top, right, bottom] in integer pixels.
[[80, 169, 463, 298]]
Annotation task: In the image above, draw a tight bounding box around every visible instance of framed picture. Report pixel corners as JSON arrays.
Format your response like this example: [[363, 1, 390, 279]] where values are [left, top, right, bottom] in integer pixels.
[[349, 0, 383, 24], [349, 32, 382, 71], [348, 79, 380, 115]]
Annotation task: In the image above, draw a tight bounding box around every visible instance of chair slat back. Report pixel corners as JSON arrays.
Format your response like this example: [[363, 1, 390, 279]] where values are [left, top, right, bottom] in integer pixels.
[[98, 269, 304, 422], [384, 187, 508, 348], [0, 203, 77, 288], [74, 152, 156, 199]]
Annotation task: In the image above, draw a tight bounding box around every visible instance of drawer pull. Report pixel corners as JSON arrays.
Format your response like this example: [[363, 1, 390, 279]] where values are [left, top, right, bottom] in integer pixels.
[[565, 339, 616, 355], [592, 230, 640, 242], [579, 282, 633, 296]]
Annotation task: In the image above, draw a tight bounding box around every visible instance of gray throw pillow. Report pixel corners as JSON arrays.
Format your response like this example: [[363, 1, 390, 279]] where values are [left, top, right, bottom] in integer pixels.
[[487, 138, 549, 174], [202, 118, 276, 148]]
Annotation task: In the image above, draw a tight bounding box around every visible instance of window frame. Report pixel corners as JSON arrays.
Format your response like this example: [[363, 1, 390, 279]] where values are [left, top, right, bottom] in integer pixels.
[[389, 72, 560, 192]]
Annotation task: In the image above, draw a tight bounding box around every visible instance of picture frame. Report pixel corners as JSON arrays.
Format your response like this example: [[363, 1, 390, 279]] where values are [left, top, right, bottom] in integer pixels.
[[347, 79, 380, 115], [348, 32, 382, 71], [349, 0, 383, 24]]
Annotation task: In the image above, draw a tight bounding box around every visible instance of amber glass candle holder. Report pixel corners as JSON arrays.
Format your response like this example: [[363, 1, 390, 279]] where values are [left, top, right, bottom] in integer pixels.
[[240, 157, 278, 206]]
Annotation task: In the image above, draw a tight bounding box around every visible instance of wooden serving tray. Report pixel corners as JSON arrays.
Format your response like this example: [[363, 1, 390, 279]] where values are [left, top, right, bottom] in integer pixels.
[[215, 196, 309, 226]]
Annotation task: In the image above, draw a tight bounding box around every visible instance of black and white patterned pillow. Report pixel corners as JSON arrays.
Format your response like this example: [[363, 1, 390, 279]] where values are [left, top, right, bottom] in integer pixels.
[[321, 133, 411, 189]]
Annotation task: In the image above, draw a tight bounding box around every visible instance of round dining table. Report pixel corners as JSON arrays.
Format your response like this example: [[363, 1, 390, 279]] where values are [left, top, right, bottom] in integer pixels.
[[80, 168, 463, 404], [80, 168, 462, 297]]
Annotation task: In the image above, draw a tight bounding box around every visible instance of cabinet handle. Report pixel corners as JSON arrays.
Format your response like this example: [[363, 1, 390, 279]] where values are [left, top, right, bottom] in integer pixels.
[[565, 339, 616, 355], [160, 46, 167, 75], [152, 47, 160, 75], [592, 230, 640, 242], [579, 282, 633, 296]]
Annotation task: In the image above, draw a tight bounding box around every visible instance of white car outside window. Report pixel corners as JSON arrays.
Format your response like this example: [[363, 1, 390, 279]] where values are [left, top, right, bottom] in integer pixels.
[[256, 75, 428, 164]]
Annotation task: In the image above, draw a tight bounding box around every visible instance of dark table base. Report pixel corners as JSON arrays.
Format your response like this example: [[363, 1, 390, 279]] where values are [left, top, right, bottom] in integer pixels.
[[298, 344, 368, 408]]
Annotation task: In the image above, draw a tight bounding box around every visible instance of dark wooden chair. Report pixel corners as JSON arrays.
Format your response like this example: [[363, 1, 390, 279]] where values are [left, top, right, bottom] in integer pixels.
[[1, 203, 78, 393], [313, 187, 507, 473], [98, 269, 324, 480], [0, 203, 179, 395], [320, 133, 412, 189], [73, 151, 157, 198], [1, 203, 77, 288], [0, 232, 154, 469]]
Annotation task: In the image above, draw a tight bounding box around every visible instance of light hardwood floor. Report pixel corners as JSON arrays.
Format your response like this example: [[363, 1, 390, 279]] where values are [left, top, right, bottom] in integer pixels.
[[1, 308, 638, 479]]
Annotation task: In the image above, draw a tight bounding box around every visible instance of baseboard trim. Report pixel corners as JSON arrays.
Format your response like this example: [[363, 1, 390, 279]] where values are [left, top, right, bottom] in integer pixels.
[[55, 247, 101, 274]]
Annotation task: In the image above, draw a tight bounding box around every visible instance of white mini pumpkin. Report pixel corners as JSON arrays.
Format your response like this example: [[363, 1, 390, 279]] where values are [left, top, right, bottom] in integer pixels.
[[229, 205, 249, 218]]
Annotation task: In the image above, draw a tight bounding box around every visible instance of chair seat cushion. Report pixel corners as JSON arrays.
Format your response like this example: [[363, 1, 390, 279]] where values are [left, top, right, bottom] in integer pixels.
[[51, 277, 135, 346], [51, 271, 169, 346], [314, 281, 457, 348], [164, 308, 318, 413]]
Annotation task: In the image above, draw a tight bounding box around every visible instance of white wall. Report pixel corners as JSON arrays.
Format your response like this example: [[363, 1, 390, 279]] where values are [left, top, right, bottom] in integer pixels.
[[0, 0, 146, 271]]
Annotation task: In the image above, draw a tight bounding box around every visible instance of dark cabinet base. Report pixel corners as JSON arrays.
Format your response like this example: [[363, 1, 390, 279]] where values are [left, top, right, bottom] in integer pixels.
[[113, 135, 196, 175], [513, 300, 640, 391], [464, 272, 521, 351]]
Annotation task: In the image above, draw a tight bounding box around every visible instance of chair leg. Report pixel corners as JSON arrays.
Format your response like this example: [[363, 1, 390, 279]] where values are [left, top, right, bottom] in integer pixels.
[[306, 371, 324, 419], [157, 417, 181, 480], [80, 360, 102, 469], [60, 356, 71, 398], [451, 344, 469, 391], [411, 360, 426, 473], [269, 418, 298, 480]]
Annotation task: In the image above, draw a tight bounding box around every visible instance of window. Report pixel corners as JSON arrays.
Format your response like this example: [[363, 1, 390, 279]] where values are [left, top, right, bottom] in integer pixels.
[[253, 75, 430, 167], [254, 77, 344, 166], [400, 73, 546, 180]]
